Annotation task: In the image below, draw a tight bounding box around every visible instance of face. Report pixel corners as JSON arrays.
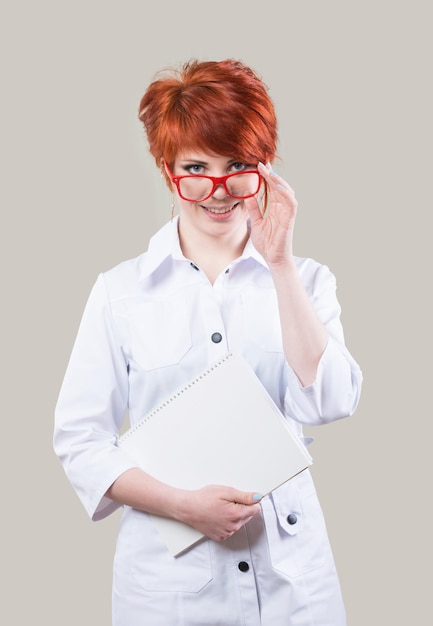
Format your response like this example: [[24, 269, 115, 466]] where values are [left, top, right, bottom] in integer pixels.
[[168, 152, 260, 237]]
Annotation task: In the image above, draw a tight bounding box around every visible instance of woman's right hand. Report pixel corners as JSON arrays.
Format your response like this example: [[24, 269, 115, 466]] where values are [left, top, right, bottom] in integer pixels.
[[175, 485, 263, 542], [106, 469, 262, 541]]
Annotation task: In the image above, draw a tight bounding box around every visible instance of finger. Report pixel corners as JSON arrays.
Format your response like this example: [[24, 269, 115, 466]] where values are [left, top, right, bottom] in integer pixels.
[[244, 194, 264, 223], [257, 162, 294, 191], [258, 162, 297, 203], [227, 489, 263, 505], [258, 161, 285, 185], [275, 185, 298, 212]]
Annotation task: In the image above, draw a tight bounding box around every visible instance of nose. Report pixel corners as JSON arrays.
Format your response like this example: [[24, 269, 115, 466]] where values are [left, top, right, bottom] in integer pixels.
[[211, 182, 229, 199]]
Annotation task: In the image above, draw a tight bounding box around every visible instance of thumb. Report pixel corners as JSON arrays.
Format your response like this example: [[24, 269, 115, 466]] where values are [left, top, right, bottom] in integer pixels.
[[244, 195, 264, 224], [230, 490, 264, 506]]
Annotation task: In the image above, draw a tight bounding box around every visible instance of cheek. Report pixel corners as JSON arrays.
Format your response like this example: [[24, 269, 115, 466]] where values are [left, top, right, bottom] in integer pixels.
[[177, 197, 199, 213], [173, 193, 188, 212]]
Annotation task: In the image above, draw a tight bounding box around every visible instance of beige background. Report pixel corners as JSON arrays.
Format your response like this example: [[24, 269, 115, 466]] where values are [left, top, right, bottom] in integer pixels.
[[2, 1, 431, 624]]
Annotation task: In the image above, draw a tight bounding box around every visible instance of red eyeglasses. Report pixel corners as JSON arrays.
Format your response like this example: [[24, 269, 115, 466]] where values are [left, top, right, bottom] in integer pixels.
[[164, 161, 262, 202]]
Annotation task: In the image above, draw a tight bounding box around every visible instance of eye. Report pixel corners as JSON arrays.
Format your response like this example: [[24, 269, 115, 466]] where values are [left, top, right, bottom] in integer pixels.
[[183, 163, 205, 175], [229, 161, 254, 173]]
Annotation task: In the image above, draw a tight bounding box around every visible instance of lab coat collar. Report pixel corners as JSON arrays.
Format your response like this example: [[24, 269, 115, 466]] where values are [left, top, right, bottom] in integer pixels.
[[138, 216, 269, 281]]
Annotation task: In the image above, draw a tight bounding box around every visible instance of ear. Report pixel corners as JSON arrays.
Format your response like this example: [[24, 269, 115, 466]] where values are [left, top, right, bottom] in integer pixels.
[[160, 159, 173, 191]]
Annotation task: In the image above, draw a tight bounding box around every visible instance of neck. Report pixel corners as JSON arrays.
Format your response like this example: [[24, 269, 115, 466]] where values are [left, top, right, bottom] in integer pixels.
[[178, 218, 249, 283]]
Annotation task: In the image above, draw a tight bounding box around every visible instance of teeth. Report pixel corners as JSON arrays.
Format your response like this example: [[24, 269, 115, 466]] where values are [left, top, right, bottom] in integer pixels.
[[206, 205, 235, 214]]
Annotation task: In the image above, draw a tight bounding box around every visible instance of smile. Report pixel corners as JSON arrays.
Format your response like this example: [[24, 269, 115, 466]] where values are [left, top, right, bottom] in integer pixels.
[[203, 203, 239, 215]]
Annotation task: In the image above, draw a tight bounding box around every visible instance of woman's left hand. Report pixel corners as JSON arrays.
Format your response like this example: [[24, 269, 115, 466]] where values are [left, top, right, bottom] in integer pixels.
[[245, 162, 298, 267]]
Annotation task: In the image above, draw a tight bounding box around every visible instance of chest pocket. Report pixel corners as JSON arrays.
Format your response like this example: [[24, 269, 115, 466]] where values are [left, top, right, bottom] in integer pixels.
[[128, 295, 192, 370], [241, 290, 283, 353]]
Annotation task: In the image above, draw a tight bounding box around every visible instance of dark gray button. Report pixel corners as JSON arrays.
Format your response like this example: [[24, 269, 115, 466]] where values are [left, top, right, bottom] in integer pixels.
[[287, 513, 298, 525], [238, 561, 249, 572], [211, 332, 222, 343]]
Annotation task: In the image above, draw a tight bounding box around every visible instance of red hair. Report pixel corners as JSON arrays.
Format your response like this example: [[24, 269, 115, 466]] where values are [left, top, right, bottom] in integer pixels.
[[138, 59, 278, 171]]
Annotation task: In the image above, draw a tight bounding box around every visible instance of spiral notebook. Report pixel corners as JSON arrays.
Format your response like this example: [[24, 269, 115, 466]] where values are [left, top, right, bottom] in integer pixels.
[[118, 352, 312, 556]]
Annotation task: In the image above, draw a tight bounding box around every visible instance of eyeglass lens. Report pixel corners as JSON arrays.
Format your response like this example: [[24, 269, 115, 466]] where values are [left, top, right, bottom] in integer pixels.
[[179, 172, 260, 201]]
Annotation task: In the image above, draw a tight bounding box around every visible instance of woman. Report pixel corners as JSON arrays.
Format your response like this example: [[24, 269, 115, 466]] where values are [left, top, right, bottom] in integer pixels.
[[54, 59, 362, 625]]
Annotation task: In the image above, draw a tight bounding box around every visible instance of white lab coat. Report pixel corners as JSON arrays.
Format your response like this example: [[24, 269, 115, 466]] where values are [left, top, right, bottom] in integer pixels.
[[54, 217, 362, 625]]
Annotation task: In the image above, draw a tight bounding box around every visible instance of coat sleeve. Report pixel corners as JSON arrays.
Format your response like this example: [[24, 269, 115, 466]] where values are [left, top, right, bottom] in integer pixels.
[[283, 262, 363, 426], [53, 273, 138, 521]]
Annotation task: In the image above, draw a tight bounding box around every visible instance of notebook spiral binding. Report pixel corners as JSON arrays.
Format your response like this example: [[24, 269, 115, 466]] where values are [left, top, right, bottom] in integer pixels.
[[118, 352, 233, 443]]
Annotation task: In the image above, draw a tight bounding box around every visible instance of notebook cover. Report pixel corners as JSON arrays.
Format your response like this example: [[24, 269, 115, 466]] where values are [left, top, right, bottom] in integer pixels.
[[118, 352, 312, 555]]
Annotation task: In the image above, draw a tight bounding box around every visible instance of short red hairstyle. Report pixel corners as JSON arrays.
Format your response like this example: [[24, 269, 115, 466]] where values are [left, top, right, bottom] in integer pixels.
[[138, 59, 278, 172]]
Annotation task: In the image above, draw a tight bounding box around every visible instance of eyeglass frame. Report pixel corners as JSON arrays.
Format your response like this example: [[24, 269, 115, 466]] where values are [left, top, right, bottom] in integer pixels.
[[164, 160, 263, 202]]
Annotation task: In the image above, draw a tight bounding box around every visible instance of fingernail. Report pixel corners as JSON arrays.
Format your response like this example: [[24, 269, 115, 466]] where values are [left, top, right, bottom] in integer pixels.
[[258, 162, 266, 170], [265, 162, 278, 176], [252, 493, 263, 501]]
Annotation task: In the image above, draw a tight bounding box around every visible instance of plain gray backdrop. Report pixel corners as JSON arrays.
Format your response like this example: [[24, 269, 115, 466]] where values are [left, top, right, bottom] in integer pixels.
[[2, 1, 431, 624]]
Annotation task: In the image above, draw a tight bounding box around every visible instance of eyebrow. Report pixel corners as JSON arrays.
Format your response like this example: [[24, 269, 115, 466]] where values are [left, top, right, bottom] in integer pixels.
[[178, 158, 209, 166], [178, 157, 240, 167]]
